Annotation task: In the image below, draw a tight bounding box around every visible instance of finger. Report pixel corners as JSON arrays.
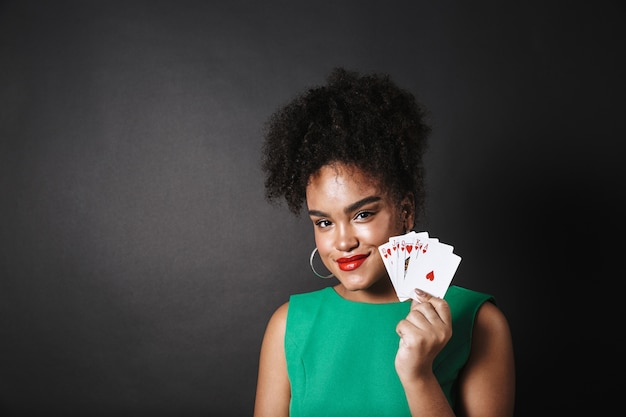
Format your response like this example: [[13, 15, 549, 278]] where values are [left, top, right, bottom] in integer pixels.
[[413, 288, 433, 303], [396, 319, 420, 346], [411, 289, 451, 325], [407, 290, 431, 313], [405, 302, 441, 328], [396, 311, 446, 345], [424, 296, 451, 325]]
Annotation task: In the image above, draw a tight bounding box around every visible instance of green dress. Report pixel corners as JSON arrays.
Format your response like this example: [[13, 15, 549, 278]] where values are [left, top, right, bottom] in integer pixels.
[[285, 285, 494, 417]]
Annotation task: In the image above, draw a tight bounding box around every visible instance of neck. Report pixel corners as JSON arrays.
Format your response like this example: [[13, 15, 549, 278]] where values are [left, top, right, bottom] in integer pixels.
[[334, 278, 399, 304]]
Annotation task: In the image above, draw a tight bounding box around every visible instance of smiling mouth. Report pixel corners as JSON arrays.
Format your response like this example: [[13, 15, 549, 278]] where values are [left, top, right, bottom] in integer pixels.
[[336, 254, 368, 271]]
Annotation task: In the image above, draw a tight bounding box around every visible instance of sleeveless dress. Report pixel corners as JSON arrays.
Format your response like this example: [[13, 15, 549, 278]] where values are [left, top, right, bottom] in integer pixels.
[[285, 285, 494, 417]]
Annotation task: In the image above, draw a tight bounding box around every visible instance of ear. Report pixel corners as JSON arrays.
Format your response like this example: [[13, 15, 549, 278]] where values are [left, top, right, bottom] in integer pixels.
[[400, 193, 415, 231]]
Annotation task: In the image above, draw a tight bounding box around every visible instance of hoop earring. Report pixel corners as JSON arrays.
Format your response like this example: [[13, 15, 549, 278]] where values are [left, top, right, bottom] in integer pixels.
[[309, 247, 334, 279]]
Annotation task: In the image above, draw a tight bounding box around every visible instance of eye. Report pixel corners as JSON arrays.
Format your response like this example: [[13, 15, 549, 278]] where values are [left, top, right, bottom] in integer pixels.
[[315, 219, 332, 229], [355, 210, 375, 221]]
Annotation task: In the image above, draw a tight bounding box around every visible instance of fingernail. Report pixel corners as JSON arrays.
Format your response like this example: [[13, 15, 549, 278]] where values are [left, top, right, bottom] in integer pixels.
[[414, 288, 426, 298]]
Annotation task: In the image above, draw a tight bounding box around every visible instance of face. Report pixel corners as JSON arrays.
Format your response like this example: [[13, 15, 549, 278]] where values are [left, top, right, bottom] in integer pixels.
[[306, 163, 414, 301]]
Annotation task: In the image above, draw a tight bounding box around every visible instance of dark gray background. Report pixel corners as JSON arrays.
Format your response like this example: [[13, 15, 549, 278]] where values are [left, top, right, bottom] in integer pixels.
[[1, 0, 622, 415]]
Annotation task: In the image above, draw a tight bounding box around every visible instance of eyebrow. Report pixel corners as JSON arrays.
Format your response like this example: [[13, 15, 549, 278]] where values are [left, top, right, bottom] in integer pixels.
[[308, 196, 382, 217]]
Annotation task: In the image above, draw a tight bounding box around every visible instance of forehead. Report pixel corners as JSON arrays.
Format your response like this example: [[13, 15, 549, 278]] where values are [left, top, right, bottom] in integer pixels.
[[306, 163, 385, 200]]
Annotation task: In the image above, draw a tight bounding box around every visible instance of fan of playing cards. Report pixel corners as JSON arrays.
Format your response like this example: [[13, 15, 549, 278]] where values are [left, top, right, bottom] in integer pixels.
[[379, 231, 461, 302]]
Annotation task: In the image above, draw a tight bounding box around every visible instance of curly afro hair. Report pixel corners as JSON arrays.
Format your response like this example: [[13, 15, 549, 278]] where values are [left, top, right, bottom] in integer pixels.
[[261, 67, 431, 223]]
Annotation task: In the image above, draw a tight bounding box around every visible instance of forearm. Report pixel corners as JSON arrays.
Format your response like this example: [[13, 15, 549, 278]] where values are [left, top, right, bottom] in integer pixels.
[[402, 372, 456, 417]]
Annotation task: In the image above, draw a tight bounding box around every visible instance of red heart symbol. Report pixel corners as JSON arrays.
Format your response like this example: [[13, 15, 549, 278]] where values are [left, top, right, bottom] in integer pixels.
[[386, 249, 392, 256], [426, 271, 435, 281], [406, 244, 413, 253]]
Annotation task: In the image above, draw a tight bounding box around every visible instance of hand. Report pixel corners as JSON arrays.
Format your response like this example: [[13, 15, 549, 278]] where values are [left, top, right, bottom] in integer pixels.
[[394, 289, 452, 383]]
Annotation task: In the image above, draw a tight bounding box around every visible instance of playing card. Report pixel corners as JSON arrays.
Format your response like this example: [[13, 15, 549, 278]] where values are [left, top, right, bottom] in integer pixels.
[[404, 239, 460, 299], [401, 231, 429, 280], [395, 231, 416, 281], [383, 233, 405, 290], [378, 241, 397, 287], [379, 231, 461, 302]]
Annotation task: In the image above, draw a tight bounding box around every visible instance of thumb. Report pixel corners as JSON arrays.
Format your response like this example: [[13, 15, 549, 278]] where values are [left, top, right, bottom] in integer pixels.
[[411, 288, 434, 305]]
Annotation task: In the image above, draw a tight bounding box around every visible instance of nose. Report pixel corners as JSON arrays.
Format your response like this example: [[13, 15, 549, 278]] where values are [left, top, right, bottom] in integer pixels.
[[335, 223, 359, 252]]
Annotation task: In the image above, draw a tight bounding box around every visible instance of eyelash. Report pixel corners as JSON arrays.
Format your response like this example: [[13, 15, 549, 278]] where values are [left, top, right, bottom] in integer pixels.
[[314, 210, 375, 229], [355, 210, 374, 220], [315, 219, 332, 228]]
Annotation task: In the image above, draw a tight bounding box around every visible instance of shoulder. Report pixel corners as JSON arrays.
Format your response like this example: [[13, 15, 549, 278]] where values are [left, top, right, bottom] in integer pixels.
[[469, 299, 514, 375], [264, 288, 331, 333], [444, 286, 494, 329], [268, 287, 329, 318], [286, 287, 331, 317], [445, 285, 494, 304], [265, 301, 289, 334], [258, 301, 289, 364], [289, 287, 331, 302], [446, 285, 511, 340], [474, 300, 512, 339]]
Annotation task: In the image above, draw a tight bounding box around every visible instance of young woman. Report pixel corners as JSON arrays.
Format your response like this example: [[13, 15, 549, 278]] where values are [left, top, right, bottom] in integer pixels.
[[253, 68, 515, 417]]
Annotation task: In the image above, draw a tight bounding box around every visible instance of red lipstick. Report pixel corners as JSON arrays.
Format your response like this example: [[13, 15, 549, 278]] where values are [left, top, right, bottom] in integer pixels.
[[336, 254, 368, 271]]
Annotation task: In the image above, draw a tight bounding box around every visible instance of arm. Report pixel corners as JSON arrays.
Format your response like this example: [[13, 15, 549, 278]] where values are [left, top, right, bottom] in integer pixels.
[[253, 302, 291, 417], [395, 291, 457, 416], [455, 301, 516, 417], [395, 292, 515, 417]]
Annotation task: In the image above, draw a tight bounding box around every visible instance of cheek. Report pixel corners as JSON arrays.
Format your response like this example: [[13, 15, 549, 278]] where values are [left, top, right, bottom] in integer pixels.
[[313, 231, 332, 254], [358, 226, 380, 243], [377, 213, 404, 239], [360, 220, 398, 246]]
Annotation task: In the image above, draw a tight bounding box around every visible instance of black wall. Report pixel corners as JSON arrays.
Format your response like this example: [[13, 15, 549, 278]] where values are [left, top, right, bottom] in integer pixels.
[[1, 1, 622, 415]]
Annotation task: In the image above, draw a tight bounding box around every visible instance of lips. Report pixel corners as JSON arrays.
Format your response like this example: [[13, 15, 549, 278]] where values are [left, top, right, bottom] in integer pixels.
[[336, 254, 368, 271]]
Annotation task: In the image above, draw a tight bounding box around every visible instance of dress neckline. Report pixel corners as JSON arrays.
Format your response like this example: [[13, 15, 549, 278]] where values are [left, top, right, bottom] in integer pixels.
[[325, 286, 409, 306]]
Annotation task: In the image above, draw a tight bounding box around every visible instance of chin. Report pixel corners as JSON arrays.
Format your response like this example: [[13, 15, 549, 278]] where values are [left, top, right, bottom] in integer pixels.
[[338, 275, 379, 291]]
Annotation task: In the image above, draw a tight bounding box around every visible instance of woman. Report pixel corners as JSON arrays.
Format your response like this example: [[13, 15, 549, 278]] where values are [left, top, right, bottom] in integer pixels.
[[254, 68, 515, 417]]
